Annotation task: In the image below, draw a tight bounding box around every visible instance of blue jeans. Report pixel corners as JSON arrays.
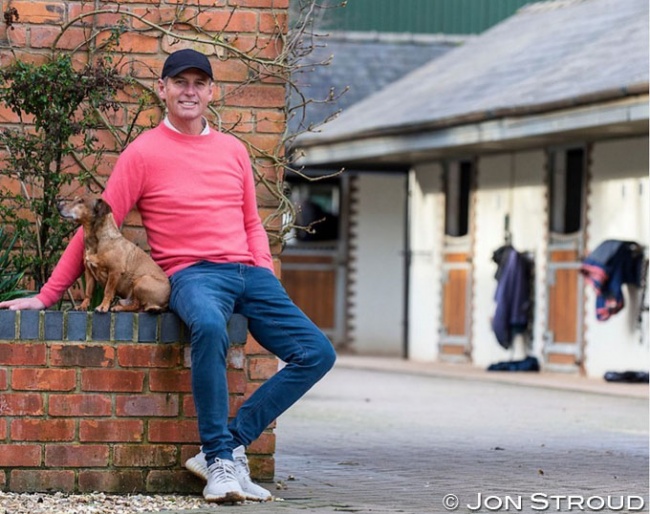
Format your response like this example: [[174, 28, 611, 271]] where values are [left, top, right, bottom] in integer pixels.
[[169, 262, 336, 464]]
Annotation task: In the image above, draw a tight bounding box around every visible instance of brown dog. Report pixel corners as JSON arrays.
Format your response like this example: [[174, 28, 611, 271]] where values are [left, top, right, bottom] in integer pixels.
[[58, 196, 170, 313]]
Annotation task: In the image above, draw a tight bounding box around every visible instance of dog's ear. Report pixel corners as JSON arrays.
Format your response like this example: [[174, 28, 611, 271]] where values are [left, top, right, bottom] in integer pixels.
[[93, 198, 112, 218]]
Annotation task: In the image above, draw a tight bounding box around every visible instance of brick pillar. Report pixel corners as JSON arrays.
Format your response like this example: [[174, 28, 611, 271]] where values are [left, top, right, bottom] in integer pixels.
[[0, 310, 276, 494]]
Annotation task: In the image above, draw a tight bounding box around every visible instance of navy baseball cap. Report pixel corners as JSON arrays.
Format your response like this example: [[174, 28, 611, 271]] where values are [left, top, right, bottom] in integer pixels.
[[162, 49, 214, 80]]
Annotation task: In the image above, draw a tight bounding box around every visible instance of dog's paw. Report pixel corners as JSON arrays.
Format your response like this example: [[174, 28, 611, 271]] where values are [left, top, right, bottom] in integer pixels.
[[95, 304, 110, 313]]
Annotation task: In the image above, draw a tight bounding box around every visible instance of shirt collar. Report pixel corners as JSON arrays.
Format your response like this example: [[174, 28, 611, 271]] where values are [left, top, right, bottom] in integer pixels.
[[164, 115, 210, 136]]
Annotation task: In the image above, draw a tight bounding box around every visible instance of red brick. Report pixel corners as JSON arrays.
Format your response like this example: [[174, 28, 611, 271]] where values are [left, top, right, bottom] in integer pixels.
[[116, 393, 179, 417], [68, 3, 125, 28], [146, 470, 203, 494], [11, 470, 75, 492], [0, 444, 41, 466], [242, 133, 281, 156], [148, 369, 192, 393], [0, 344, 47, 366], [117, 344, 181, 368], [180, 444, 201, 464], [223, 84, 285, 108], [182, 395, 197, 417], [229, 34, 282, 59], [229, 0, 288, 7], [29, 25, 87, 49], [198, 10, 258, 32], [78, 470, 146, 493], [113, 444, 177, 467], [11, 1, 65, 23], [212, 59, 250, 83], [79, 419, 144, 442], [0, 470, 5, 489], [130, 7, 192, 30], [229, 394, 245, 414], [12, 368, 76, 391], [0, 393, 43, 415], [50, 344, 115, 367], [148, 420, 199, 443], [0, 368, 6, 389], [81, 369, 145, 392], [49, 394, 112, 417], [227, 369, 247, 393], [5, 25, 27, 47], [248, 454, 274, 481], [95, 31, 160, 54], [0, 419, 5, 439], [248, 430, 275, 454], [257, 109, 285, 133], [12, 419, 75, 442], [45, 444, 109, 467], [259, 11, 288, 34], [248, 356, 278, 380], [218, 108, 255, 133]]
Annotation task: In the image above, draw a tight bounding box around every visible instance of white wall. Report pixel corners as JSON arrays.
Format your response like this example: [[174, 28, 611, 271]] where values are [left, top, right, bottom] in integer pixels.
[[408, 164, 444, 362], [583, 137, 649, 377], [349, 173, 406, 355], [472, 151, 547, 368]]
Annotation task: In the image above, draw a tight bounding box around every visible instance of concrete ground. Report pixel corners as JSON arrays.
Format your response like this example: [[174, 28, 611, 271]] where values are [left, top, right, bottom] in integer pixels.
[[168, 355, 649, 514]]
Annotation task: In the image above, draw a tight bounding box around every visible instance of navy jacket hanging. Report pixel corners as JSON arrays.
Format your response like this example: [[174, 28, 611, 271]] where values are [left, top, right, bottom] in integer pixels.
[[491, 246, 532, 349], [580, 240, 643, 321]]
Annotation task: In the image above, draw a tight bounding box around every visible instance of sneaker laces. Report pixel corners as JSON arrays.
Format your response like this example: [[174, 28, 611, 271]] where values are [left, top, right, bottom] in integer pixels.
[[234, 452, 251, 478], [208, 459, 238, 482]]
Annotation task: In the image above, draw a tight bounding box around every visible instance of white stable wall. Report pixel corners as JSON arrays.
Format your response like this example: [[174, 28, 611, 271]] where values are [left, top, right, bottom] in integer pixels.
[[583, 136, 649, 377], [408, 164, 445, 362], [472, 151, 547, 369], [349, 173, 406, 355]]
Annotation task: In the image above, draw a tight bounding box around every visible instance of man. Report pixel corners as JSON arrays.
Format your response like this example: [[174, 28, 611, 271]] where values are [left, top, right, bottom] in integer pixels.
[[0, 49, 336, 503]]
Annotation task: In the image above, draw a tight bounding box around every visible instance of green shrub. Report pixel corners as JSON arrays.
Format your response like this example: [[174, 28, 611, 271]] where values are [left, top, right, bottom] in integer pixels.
[[0, 226, 30, 302], [0, 54, 125, 290]]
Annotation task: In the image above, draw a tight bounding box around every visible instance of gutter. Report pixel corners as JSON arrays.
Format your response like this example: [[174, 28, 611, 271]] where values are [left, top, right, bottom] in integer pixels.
[[294, 95, 649, 167]]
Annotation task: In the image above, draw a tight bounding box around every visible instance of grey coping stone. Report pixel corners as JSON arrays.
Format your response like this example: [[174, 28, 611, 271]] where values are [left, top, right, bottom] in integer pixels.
[[0, 310, 16, 340], [91, 312, 111, 341], [19, 310, 40, 340], [66, 311, 88, 341], [138, 312, 159, 342], [114, 312, 134, 341], [44, 310, 64, 341], [160, 312, 181, 343]]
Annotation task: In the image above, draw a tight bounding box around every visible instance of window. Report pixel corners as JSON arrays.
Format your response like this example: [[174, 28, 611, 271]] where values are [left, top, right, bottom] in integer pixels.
[[288, 181, 340, 243], [444, 160, 472, 237], [549, 147, 585, 235]]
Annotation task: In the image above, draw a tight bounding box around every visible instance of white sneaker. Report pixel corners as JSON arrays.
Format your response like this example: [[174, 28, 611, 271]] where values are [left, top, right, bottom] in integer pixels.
[[186, 446, 272, 501], [233, 445, 273, 501], [202, 458, 245, 503]]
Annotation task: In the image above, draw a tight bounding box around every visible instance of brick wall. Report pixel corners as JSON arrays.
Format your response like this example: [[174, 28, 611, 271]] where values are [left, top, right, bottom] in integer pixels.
[[0, 0, 289, 256], [0, 0, 289, 494], [0, 310, 277, 493]]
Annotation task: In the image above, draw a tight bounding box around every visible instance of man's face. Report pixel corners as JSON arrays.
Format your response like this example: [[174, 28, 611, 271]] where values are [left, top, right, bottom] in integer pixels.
[[158, 69, 213, 125]]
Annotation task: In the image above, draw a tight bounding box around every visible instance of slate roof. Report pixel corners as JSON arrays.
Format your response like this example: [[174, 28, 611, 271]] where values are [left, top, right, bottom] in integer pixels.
[[295, 0, 649, 147], [287, 31, 464, 137]]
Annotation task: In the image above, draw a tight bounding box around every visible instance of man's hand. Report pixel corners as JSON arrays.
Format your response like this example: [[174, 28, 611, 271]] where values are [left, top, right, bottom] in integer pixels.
[[0, 297, 46, 310]]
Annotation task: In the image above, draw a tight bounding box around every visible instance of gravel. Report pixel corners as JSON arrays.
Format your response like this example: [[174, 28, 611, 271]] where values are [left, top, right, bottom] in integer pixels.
[[0, 492, 280, 513]]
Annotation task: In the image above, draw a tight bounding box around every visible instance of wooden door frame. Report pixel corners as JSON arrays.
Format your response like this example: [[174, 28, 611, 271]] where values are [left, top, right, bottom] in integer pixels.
[[543, 144, 590, 373], [438, 158, 476, 362]]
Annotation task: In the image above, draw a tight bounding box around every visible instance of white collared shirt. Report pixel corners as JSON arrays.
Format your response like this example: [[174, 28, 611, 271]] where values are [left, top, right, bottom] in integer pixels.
[[164, 115, 210, 136]]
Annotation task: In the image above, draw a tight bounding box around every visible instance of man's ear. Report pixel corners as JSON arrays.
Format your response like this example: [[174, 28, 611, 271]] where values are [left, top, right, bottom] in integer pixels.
[[157, 78, 167, 102]]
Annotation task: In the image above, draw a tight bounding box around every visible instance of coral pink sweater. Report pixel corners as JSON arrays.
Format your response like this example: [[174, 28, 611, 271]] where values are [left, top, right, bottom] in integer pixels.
[[36, 123, 274, 308]]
